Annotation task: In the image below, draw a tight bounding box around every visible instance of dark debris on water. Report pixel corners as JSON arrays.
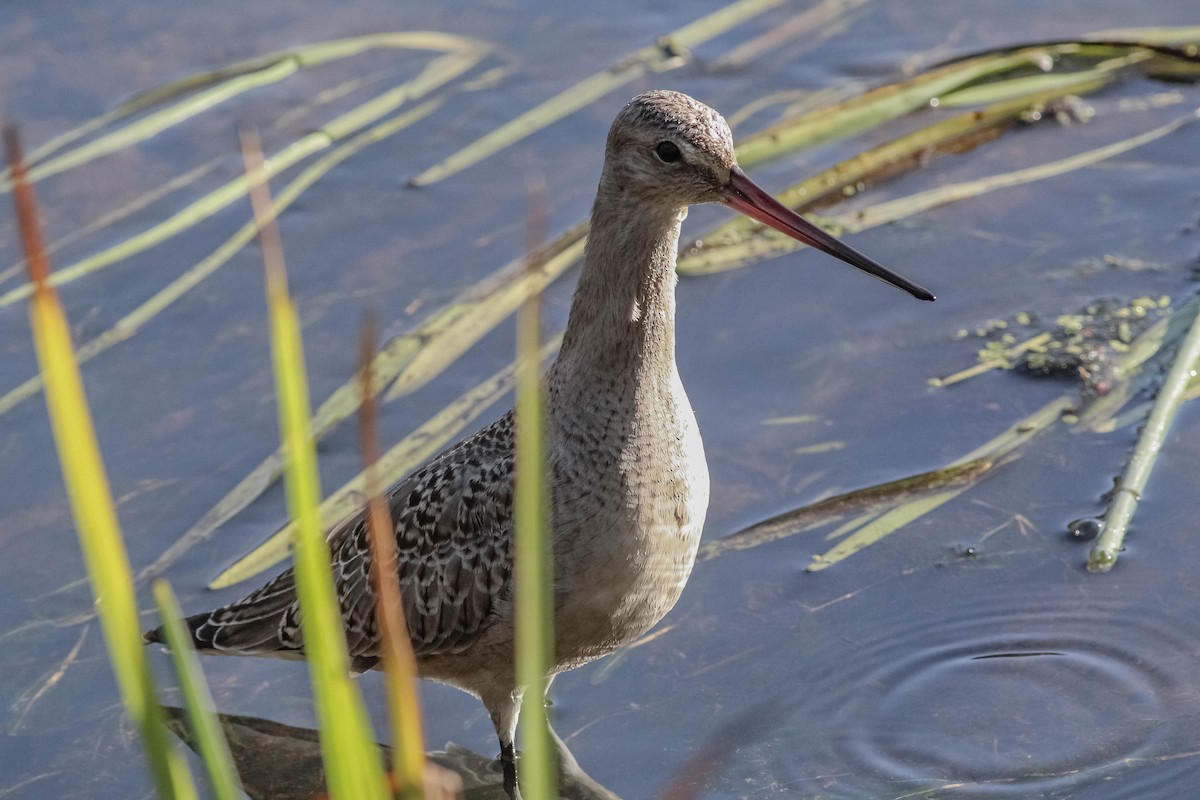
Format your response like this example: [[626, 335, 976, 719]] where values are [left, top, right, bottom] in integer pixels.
[[959, 295, 1172, 401]]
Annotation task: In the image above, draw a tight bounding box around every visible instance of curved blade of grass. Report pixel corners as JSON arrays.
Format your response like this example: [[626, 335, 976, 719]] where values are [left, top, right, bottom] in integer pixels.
[[0, 52, 475, 311], [734, 36, 1200, 171], [930, 38, 1200, 72], [151, 581, 243, 800], [0, 160, 221, 290], [712, 0, 871, 70], [210, 334, 558, 590], [244, 130, 390, 800], [807, 395, 1073, 571], [1084, 26, 1200, 43], [733, 48, 1053, 170], [1088, 298, 1200, 571], [514, 180, 555, 800], [7, 127, 197, 800], [0, 99, 441, 420], [683, 76, 1112, 269], [2, 32, 489, 190], [356, 320, 426, 797], [700, 457, 995, 560], [931, 58, 1131, 107], [7, 58, 299, 189], [684, 112, 1194, 275], [409, 0, 792, 186]]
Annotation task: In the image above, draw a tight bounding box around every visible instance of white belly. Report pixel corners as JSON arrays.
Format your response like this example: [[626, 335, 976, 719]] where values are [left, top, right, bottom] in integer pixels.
[[548, 375, 709, 669]]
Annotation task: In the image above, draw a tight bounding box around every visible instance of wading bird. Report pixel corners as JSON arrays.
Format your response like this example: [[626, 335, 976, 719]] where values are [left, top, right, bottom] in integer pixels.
[[147, 89, 933, 796]]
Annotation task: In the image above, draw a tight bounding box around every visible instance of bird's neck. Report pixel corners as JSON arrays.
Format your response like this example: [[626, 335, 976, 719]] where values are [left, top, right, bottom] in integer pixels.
[[556, 179, 685, 378]]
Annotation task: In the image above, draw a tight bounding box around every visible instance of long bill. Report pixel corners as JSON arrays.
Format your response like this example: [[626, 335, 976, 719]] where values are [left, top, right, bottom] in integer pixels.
[[723, 166, 935, 301]]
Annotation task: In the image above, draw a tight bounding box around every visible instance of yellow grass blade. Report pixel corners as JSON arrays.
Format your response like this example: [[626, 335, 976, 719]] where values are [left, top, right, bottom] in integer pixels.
[[0, 31, 489, 191], [7, 126, 197, 800], [409, 0, 792, 186], [243, 129, 389, 800], [0, 99, 441, 418], [514, 178, 555, 799]]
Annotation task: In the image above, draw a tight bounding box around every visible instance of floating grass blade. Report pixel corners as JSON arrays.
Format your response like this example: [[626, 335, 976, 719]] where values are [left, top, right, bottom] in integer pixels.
[[0, 160, 220, 290], [732, 36, 1200, 172], [1, 31, 490, 191], [731, 49, 1048, 170], [151, 581, 243, 800], [1088, 296, 1200, 571], [409, 0, 792, 186], [684, 111, 1194, 275], [6, 126, 197, 800], [700, 457, 995, 560], [357, 318, 427, 798], [0, 99, 441, 419], [242, 129, 390, 800], [806, 396, 1072, 571], [682, 81, 1110, 272], [0, 54, 472, 311], [514, 179, 555, 799], [838, 114, 1193, 232]]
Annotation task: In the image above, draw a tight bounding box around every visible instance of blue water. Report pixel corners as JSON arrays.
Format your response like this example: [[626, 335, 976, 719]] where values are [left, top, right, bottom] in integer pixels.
[[1, 2, 1199, 798]]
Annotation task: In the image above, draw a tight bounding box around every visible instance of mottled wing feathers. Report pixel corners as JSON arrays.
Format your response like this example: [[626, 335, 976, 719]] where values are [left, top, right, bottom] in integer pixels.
[[167, 414, 516, 665]]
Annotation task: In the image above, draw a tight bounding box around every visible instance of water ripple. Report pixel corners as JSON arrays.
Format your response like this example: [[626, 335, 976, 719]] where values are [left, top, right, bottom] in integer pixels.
[[740, 591, 1200, 799]]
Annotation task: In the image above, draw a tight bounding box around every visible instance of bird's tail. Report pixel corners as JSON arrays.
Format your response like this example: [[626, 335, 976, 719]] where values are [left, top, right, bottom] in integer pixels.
[[143, 569, 303, 657]]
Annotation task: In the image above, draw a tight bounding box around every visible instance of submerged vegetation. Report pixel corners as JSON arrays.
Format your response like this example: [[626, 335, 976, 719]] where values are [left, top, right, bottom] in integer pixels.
[[7, 5, 1200, 798]]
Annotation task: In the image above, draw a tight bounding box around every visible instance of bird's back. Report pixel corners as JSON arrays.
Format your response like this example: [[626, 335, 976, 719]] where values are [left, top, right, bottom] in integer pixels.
[[162, 412, 519, 673]]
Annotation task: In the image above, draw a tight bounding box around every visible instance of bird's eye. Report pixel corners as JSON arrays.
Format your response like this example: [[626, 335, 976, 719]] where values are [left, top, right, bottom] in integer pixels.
[[655, 141, 682, 163]]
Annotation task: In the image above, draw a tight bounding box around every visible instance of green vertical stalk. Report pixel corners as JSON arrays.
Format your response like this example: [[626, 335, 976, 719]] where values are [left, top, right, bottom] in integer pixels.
[[513, 225, 555, 798], [1089, 297, 1200, 571], [244, 130, 390, 800], [151, 581, 243, 800]]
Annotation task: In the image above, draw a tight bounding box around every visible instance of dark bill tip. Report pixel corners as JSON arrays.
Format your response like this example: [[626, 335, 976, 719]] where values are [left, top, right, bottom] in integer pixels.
[[723, 166, 935, 301]]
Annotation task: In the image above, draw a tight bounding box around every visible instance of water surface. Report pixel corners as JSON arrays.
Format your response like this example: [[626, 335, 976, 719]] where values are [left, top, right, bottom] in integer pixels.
[[2, 2, 1200, 798]]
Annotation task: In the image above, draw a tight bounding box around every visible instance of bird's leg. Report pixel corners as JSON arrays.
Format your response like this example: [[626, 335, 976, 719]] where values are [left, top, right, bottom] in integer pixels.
[[485, 686, 525, 798], [500, 738, 519, 799]]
